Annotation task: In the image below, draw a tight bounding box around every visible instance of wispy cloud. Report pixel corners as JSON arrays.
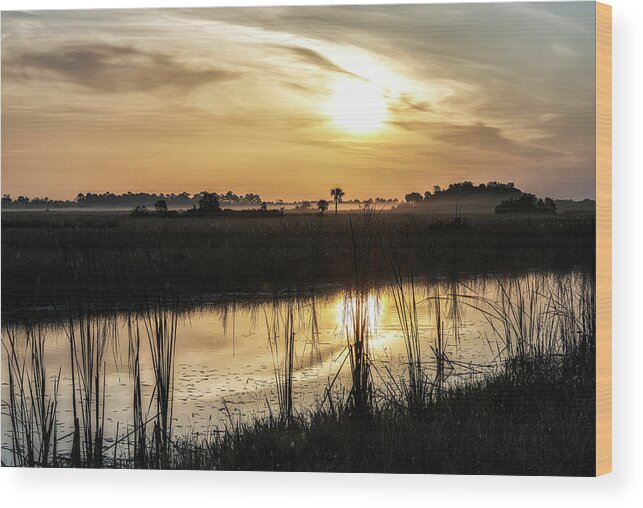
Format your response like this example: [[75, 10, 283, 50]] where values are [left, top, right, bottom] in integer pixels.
[[272, 44, 362, 79], [1, 4, 597, 200], [388, 93, 432, 114], [388, 120, 561, 159], [7, 43, 240, 93]]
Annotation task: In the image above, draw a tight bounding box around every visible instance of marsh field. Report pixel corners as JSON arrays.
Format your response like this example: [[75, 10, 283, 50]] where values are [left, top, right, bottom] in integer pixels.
[[1, 209, 596, 475]]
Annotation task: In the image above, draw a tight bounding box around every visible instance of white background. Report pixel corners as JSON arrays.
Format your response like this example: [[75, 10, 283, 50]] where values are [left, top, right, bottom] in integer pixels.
[[0, 0, 641, 506]]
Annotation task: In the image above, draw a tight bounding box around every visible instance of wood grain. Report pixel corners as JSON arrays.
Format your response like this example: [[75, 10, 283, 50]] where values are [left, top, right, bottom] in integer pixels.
[[596, 1, 612, 477]]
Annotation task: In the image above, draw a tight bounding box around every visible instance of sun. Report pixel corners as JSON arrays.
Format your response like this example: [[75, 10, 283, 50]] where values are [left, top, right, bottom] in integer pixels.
[[325, 77, 389, 134]]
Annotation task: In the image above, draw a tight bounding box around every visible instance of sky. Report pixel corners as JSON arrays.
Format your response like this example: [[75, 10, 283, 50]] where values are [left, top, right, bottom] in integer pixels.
[[1, 2, 596, 201]]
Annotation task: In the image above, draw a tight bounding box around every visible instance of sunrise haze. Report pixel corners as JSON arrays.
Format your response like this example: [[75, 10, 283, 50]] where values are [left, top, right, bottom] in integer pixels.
[[1, 2, 596, 201]]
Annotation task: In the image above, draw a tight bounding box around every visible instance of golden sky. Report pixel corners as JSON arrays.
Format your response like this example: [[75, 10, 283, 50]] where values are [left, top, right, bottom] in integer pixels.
[[1, 3, 596, 201]]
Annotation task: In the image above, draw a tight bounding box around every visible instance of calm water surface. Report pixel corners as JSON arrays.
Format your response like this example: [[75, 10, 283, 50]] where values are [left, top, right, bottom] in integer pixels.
[[1, 271, 590, 460]]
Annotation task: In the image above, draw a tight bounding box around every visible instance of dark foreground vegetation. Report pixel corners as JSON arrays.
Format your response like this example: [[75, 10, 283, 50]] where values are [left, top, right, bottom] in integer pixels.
[[1, 210, 594, 316], [173, 352, 594, 475], [2, 207, 596, 475], [168, 265, 597, 475], [4, 335, 595, 475]]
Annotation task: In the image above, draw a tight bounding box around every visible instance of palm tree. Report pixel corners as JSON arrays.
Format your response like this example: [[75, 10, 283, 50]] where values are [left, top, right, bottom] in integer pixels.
[[330, 187, 345, 216]]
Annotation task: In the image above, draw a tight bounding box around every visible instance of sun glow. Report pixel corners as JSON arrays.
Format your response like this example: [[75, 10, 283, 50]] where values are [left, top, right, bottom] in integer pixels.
[[325, 77, 389, 134]]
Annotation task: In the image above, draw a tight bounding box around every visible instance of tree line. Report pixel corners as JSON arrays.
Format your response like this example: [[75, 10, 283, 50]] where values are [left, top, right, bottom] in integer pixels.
[[495, 193, 557, 214], [403, 181, 520, 204], [1, 189, 398, 211], [1, 190, 264, 209], [2, 181, 562, 215]]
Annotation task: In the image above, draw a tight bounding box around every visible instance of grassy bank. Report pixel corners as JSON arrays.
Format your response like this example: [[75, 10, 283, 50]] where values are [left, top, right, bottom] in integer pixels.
[[166, 349, 595, 475], [2, 210, 595, 315], [3, 348, 594, 474]]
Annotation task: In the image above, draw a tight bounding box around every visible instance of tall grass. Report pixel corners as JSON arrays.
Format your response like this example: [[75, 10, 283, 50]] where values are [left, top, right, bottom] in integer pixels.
[[66, 308, 114, 467], [195, 270, 596, 474], [385, 241, 429, 411], [342, 290, 374, 413], [3, 211, 595, 324], [265, 298, 296, 423], [429, 292, 450, 397], [127, 315, 147, 468], [343, 210, 381, 412], [2, 270, 596, 471], [2, 324, 60, 467], [2, 240, 186, 468], [139, 262, 181, 469], [459, 271, 596, 385]]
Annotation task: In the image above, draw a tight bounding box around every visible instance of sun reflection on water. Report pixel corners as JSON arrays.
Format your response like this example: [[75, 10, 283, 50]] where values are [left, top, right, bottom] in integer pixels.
[[334, 292, 383, 340]]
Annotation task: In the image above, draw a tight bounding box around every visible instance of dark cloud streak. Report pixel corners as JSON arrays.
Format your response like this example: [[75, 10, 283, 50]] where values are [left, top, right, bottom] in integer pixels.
[[8, 43, 240, 93], [273, 44, 362, 79], [388, 120, 561, 159]]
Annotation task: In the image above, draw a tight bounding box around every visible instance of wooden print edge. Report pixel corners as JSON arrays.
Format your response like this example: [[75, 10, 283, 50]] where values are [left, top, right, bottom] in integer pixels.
[[595, 1, 612, 477]]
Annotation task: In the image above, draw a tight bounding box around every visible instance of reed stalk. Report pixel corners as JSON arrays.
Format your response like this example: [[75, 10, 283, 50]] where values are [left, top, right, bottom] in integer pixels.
[[2, 324, 60, 467], [265, 298, 296, 423]]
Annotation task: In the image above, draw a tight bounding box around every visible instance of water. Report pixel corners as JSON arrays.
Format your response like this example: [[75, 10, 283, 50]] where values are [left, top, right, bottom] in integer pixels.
[[1, 271, 591, 461]]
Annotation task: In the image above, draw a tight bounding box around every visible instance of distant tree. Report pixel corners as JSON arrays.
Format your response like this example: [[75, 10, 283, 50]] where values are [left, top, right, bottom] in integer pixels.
[[412, 181, 522, 203], [486, 181, 516, 192], [317, 199, 329, 214], [495, 193, 556, 214], [260, 202, 268, 211], [197, 192, 221, 212], [242, 193, 262, 205], [2, 194, 12, 206], [447, 181, 475, 193], [154, 199, 168, 212], [223, 191, 240, 204], [544, 197, 557, 211], [405, 192, 423, 205], [299, 200, 311, 209], [130, 205, 150, 217], [330, 187, 345, 216]]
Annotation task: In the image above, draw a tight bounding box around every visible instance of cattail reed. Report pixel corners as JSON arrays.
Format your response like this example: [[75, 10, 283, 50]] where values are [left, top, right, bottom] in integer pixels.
[[141, 285, 180, 468], [265, 297, 296, 423], [385, 240, 429, 411], [3, 324, 60, 467], [127, 315, 146, 468]]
